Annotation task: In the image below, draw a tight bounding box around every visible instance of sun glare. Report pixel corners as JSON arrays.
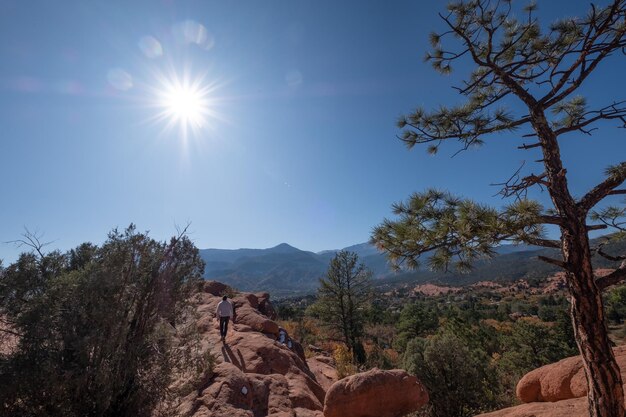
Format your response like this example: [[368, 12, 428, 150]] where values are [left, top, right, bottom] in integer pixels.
[[150, 70, 218, 139], [163, 85, 206, 127]]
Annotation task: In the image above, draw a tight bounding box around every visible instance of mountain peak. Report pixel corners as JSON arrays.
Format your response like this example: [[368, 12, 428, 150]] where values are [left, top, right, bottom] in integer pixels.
[[269, 243, 300, 253]]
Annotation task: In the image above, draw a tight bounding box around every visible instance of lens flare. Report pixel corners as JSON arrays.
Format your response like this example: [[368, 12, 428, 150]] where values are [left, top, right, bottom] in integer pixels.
[[138, 36, 163, 59]]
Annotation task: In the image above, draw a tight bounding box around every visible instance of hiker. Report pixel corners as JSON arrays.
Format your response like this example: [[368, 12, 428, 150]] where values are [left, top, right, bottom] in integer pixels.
[[278, 328, 287, 344], [216, 295, 234, 342]]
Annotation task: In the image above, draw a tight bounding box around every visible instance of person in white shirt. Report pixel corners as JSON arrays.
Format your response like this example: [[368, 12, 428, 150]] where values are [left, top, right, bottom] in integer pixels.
[[216, 295, 234, 342]]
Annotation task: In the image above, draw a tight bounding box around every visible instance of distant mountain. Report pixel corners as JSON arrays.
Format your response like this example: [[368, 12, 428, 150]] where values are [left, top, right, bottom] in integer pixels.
[[374, 237, 626, 291], [493, 243, 540, 255], [317, 242, 381, 258], [199, 242, 392, 296], [199, 238, 625, 297]]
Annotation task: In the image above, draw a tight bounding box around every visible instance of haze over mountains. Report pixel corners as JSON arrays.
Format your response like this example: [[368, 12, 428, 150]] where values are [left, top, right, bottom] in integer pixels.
[[199, 237, 626, 297], [198, 241, 579, 296], [199, 242, 390, 296]]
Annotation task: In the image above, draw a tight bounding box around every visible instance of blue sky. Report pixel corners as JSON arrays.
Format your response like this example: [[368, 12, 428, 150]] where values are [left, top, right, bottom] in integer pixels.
[[1, 0, 625, 261]]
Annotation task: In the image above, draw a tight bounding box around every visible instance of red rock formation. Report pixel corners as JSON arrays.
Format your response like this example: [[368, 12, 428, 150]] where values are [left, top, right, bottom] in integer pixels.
[[476, 345, 626, 417], [412, 283, 461, 296], [174, 284, 325, 417], [478, 384, 626, 417], [323, 368, 429, 417], [256, 292, 278, 320], [203, 280, 231, 297], [307, 356, 338, 392], [516, 345, 626, 403], [174, 282, 429, 417], [477, 396, 590, 417]]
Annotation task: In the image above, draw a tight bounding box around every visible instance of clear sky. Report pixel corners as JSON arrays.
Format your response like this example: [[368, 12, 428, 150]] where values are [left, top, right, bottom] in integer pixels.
[[1, 0, 625, 261]]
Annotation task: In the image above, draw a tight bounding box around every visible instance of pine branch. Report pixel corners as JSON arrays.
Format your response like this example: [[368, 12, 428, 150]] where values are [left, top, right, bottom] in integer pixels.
[[579, 162, 626, 211], [597, 246, 626, 262], [542, 1, 626, 107], [554, 101, 626, 136], [524, 238, 561, 249]]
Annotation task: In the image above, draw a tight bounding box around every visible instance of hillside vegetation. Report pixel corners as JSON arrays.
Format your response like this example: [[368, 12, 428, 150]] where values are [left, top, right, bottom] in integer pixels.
[[200, 237, 626, 296]]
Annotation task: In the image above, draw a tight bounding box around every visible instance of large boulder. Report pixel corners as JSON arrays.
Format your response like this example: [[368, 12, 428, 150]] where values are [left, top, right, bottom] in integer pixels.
[[307, 356, 338, 392], [256, 292, 278, 320], [476, 345, 626, 417], [477, 396, 589, 417], [516, 345, 626, 403], [323, 368, 428, 417], [235, 305, 280, 336], [203, 280, 231, 297]]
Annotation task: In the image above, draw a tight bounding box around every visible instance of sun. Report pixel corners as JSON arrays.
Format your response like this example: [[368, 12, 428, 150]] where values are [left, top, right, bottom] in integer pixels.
[[162, 84, 206, 127], [150, 69, 218, 139]]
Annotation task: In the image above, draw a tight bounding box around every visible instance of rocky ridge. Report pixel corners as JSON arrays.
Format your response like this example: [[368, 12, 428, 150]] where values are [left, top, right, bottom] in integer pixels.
[[172, 281, 428, 417]]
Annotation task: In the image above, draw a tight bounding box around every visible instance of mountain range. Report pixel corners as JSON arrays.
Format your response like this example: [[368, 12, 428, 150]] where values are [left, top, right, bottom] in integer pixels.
[[197, 239, 626, 297], [199, 242, 391, 297]]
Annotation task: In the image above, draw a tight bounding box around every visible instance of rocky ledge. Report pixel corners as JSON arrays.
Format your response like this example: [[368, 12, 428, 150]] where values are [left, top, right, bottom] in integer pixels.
[[171, 281, 429, 417], [477, 345, 626, 417]]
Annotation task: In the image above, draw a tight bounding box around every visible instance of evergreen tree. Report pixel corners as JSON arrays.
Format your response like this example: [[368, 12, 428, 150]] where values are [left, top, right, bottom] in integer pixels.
[[314, 251, 371, 363], [0, 225, 207, 417], [395, 301, 439, 352], [403, 329, 499, 417], [371, 2, 626, 416]]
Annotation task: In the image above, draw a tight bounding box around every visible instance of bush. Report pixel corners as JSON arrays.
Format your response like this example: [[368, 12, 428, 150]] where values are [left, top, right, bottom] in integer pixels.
[[402, 326, 500, 417], [333, 344, 357, 379], [0, 226, 205, 417]]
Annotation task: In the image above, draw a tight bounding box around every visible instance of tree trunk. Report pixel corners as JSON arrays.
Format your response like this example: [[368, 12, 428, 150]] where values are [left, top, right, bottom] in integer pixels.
[[565, 227, 625, 417], [529, 104, 625, 417]]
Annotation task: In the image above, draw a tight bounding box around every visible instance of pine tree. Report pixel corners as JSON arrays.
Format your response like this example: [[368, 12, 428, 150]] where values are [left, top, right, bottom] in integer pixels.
[[315, 251, 371, 363], [371, 2, 626, 416]]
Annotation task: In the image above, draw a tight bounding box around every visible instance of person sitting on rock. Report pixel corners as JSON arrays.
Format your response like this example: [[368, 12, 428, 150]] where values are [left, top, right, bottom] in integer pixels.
[[216, 295, 234, 342], [278, 328, 287, 344]]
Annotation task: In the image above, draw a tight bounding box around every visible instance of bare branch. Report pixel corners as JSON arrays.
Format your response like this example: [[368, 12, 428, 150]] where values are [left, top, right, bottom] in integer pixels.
[[587, 224, 609, 231], [518, 142, 542, 150], [5, 227, 53, 259], [596, 262, 626, 290], [538, 255, 569, 269], [579, 162, 626, 212], [492, 162, 550, 200]]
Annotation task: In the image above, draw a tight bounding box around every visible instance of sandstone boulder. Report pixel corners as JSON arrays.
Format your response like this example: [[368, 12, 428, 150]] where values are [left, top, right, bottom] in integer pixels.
[[203, 280, 230, 297], [477, 383, 626, 417], [307, 356, 338, 392], [231, 294, 254, 310], [257, 292, 278, 320], [477, 396, 589, 417], [235, 305, 280, 336], [516, 345, 626, 403], [323, 368, 428, 417]]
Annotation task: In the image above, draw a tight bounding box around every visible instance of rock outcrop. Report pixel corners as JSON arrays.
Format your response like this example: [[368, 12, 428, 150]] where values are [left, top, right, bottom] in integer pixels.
[[323, 368, 429, 417], [477, 345, 626, 417], [174, 281, 428, 417], [477, 396, 590, 417], [516, 345, 626, 403], [175, 281, 325, 417], [307, 356, 338, 392]]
